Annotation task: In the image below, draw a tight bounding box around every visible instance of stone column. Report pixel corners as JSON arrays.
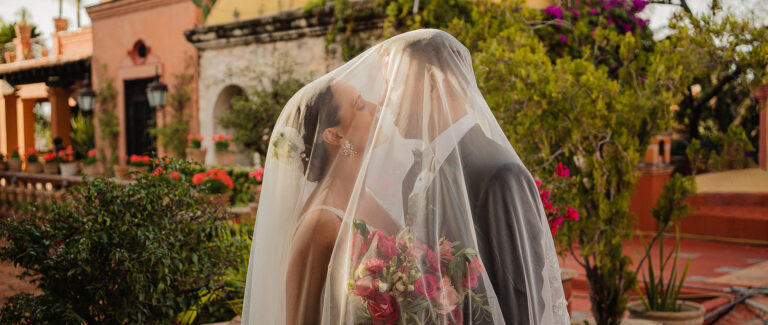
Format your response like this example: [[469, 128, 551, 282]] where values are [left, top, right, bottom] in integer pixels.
[[16, 98, 36, 156], [0, 94, 19, 155], [48, 87, 72, 147]]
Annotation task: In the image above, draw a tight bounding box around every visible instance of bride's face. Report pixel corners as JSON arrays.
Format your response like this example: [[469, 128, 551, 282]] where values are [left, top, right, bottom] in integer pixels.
[[333, 83, 378, 151]]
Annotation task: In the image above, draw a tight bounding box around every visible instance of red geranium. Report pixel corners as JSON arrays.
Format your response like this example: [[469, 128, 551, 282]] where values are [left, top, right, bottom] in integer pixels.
[[128, 154, 152, 167], [192, 168, 234, 194]]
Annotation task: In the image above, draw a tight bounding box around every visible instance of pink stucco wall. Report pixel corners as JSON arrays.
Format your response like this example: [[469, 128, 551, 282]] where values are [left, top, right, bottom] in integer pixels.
[[87, 0, 201, 159]]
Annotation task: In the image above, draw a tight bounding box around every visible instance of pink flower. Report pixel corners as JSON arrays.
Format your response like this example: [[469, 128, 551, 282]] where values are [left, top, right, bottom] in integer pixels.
[[414, 274, 440, 298], [549, 216, 564, 234], [353, 232, 371, 259], [464, 256, 483, 289], [426, 247, 441, 273], [439, 240, 453, 259], [565, 205, 580, 221], [539, 189, 550, 201], [555, 162, 569, 177], [436, 277, 460, 314], [364, 258, 387, 275], [354, 277, 375, 298], [535, 180, 542, 188], [543, 201, 554, 212]]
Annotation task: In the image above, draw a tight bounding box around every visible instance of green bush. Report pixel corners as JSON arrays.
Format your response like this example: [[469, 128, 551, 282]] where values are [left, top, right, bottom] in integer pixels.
[[0, 166, 246, 324]]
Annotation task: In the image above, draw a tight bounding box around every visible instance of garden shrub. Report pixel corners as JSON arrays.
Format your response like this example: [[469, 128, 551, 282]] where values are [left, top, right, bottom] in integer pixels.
[[0, 165, 246, 324]]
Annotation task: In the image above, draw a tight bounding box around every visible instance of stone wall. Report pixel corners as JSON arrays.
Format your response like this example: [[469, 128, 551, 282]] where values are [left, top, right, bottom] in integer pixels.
[[187, 4, 384, 165]]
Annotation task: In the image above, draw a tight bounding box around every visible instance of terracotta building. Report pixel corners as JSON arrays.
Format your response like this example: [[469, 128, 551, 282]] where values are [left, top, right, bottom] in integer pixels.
[[0, 19, 92, 159], [86, 0, 202, 160]]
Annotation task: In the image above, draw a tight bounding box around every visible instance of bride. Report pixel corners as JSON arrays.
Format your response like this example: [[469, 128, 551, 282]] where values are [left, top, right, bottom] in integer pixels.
[[242, 29, 569, 324]]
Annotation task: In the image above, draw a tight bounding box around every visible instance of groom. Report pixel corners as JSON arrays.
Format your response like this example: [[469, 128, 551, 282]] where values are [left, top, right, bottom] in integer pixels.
[[390, 33, 549, 324]]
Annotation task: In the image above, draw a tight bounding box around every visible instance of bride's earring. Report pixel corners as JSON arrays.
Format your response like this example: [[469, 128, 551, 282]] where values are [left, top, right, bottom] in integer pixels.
[[341, 140, 357, 157]]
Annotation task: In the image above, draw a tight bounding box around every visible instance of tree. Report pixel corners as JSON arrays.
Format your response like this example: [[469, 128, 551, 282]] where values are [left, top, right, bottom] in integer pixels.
[[666, 3, 768, 169], [448, 1, 695, 323], [216, 61, 307, 158]]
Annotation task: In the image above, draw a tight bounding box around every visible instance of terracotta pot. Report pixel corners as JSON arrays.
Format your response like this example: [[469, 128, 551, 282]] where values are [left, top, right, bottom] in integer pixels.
[[82, 163, 102, 177], [207, 193, 232, 207], [60, 162, 79, 177], [53, 17, 68, 32], [8, 158, 22, 172], [115, 165, 149, 180], [579, 317, 661, 325], [43, 162, 59, 174], [185, 147, 207, 164], [114, 165, 130, 180], [560, 268, 578, 315], [26, 161, 43, 173], [216, 151, 237, 167], [628, 300, 705, 325]]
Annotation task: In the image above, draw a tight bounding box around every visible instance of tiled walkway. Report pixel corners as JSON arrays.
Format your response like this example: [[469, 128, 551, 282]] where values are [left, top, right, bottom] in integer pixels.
[[562, 235, 768, 323], [0, 241, 37, 305]]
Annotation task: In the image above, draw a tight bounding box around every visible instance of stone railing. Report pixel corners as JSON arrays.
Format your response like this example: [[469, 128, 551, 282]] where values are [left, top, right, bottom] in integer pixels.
[[0, 171, 130, 217]]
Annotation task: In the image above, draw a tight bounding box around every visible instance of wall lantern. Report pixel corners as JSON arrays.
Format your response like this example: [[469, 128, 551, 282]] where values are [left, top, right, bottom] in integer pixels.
[[76, 73, 96, 112], [146, 67, 168, 108]]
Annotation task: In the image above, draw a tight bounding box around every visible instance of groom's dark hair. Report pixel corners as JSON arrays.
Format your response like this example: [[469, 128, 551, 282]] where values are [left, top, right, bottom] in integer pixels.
[[301, 83, 341, 182]]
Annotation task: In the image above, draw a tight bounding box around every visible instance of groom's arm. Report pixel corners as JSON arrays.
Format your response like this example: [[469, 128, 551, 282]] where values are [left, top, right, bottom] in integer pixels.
[[474, 161, 546, 325]]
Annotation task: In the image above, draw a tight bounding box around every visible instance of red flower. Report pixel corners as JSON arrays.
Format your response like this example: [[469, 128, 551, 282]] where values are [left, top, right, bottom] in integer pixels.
[[414, 274, 440, 298], [364, 258, 387, 275], [371, 230, 397, 259], [354, 277, 375, 298], [211, 136, 216, 142], [170, 171, 180, 180], [226, 135, 232, 140], [192, 173, 205, 185], [353, 232, 371, 259], [366, 291, 399, 325], [151, 167, 164, 176], [217, 134, 224, 141], [555, 162, 570, 178], [565, 205, 580, 221], [539, 189, 550, 202], [87, 149, 97, 157], [187, 134, 194, 141]]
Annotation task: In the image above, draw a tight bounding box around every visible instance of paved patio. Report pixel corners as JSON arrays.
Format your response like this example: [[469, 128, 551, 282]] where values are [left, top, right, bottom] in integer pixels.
[[563, 235, 768, 324]]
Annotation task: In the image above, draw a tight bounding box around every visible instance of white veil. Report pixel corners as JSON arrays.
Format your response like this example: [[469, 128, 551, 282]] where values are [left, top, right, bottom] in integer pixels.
[[242, 29, 569, 325]]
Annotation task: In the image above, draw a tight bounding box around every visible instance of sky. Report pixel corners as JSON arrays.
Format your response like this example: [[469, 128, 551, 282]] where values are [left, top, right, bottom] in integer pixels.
[[0, 0, 765, 48]]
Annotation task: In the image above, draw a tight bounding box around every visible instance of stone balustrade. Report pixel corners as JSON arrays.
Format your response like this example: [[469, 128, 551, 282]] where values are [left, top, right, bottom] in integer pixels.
[[0, 171, 130, 217]]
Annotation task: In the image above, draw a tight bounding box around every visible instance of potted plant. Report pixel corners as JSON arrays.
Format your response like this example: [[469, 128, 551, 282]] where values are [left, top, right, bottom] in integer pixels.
[[185, 134, 206, 164], [247, 167, 264, 218], [8, 147, 22, 172], [115, 155, 152, 180], [628, 175, 703, 325], [213, 134, 236, 167], [42, 151, 60, 174], [535, 163, 581, 313], [82, 149, 101, 177], [25, 147, 43, 173], [59, 146, 78, 177], [192, 168, 234, 206]]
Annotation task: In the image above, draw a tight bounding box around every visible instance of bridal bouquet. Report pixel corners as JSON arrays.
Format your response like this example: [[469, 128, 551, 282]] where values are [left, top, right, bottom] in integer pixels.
[[348, 220, 491, 325]]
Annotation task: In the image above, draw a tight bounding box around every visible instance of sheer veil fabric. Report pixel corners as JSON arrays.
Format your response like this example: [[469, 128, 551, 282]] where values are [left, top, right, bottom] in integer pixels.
[[241, 29, 569, 324]]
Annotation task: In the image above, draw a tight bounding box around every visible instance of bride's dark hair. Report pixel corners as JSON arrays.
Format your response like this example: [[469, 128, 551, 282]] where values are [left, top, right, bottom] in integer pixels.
[[301, 84, 341, 182]]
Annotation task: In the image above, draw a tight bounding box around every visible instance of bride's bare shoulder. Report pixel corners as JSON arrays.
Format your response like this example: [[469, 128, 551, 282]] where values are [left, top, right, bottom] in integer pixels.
[[296, 208, 342, 245]]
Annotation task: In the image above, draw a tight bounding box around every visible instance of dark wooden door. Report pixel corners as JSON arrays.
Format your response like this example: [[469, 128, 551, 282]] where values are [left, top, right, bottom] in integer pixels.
[[124, 78, 156, 156]]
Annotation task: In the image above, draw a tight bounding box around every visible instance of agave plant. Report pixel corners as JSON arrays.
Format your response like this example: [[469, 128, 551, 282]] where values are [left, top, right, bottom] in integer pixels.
[[637, 228, 691, 312]]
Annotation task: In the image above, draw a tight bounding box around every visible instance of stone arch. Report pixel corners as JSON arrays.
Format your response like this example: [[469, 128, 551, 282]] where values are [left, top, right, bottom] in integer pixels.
[[212, 84, 245, 136], [209, 84, 251, 165]]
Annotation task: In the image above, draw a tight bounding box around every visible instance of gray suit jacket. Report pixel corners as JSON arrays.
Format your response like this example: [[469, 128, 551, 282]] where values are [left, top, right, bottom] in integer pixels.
[[403, 125, 546, 324]]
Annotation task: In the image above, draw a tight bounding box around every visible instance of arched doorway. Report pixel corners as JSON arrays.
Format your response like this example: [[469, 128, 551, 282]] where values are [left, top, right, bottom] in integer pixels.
[[211, 85, 249, 165]]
